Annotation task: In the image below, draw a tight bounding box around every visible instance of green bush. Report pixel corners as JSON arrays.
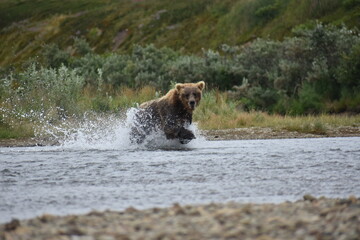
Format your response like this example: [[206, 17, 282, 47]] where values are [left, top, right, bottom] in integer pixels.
[[290, 83, 324, 115], [231, 22, 360, 114], [166, 55, 205, 85], [343, 0, 360, 9], [101, 54, 131, 87], [130, 44, 179, 89], [337, 42, 360, 90], [255, 0, 281, 22], [72, 53, 104, 87], [2, 22, 359, 116], [73, 37, 93, 56], [42, 43, 70, 68], [1, 64, 85, 120]]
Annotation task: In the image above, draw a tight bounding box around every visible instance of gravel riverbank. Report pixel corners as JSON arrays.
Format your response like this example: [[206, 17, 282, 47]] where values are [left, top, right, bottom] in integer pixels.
[[201, 126, 360, 141], [1, 196, 359, 240]]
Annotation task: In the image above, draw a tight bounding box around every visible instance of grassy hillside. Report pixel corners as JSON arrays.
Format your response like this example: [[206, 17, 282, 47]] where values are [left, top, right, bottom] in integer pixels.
[[1, 0, 359, 67]]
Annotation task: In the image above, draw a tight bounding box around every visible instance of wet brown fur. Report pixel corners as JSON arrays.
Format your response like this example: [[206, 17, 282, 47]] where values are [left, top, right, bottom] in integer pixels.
[[131, 81, 205, 143], [140, 81, 204, 113]]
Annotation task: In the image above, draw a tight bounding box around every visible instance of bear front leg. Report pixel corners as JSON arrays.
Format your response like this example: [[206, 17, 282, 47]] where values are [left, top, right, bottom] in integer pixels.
[[163, 116, 195, 144], [163, 126, 195, 144], [178, 127, 195, 144]]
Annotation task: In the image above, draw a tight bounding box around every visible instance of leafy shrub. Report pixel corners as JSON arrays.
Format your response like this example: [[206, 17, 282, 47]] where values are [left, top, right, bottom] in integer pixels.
[[343, 0, 360, 9], [101, 54, 131, 87], [255, 0, 281, 22], [290, 83, 324, 115], [202, 49, 243, 90], [73, 37, 93, 56], [231, 22, 360, 114], [1, 64, 85, 120], [2, 23, 359, 116], [130, 44, 178, 89], [236, 39, 281, 88], [337, 42, 360, 90], [335, 42, 360, 112], [72, 53, 104, 87], [165, 48, 243, 90], [42, 43, 70, 68], [166, 55, 205, 85]]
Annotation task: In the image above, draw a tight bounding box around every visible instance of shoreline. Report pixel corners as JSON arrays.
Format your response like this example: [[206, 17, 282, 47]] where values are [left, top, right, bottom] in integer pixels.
[[1, 196, 359, 239], [0, 126, 359, 147], [202, 126, 360, 140]]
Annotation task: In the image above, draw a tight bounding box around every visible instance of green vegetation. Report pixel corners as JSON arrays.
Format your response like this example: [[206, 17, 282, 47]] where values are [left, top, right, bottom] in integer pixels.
[[1, 0, 360, 67], [1, 0, 360, 139], [1, 85, 359, 139], [195, 100, 360, 133], [2, 23, 359, 114]]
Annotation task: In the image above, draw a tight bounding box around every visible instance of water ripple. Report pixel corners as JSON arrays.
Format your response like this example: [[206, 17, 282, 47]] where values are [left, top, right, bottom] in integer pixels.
[[0, 137, 359, 223]]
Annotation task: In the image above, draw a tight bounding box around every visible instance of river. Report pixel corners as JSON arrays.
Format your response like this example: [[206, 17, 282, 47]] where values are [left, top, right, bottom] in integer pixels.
[[1, 136, 359, 223]]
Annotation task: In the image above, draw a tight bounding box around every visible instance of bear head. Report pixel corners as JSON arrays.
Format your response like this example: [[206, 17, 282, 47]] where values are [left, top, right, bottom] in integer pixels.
[[175, 81, 205, 112]]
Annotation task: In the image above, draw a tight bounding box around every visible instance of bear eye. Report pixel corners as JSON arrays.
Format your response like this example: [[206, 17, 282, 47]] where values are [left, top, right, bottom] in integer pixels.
[[185, 93, 190, 98]]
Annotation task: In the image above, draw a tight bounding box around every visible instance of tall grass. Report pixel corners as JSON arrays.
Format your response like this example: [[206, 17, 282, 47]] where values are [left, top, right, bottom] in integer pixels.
[[80, 85, 158, 112], [1, 84, 359, 139], [194, 91, 360, 132]]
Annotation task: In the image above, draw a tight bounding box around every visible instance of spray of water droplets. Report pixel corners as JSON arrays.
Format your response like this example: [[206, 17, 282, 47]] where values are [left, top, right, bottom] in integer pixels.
[[1, 105, 205, 150]]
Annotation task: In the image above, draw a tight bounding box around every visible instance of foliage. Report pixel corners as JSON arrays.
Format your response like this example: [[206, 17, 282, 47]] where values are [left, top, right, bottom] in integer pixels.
[[230, 23, 360, 114], [1, 1, 359, 140], [42, 44, 70, 69], [1, 64, 85, 120], [1, 22, 359, 133], [1, 0, 359, 67], [73, 37, 93, 56], [255, 0, 282, 22], [343, 0, 360, 9]]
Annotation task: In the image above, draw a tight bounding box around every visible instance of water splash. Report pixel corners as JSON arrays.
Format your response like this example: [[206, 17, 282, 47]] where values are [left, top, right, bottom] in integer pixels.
[[58, 113, 132, 150], [125, 107, 205, 150], [1, 105, 205, 150], [59, 110, 205, 150]]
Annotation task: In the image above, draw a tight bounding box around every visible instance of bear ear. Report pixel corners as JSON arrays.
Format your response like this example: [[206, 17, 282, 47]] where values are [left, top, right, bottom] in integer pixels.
[[175, 83, 184, 92], [197, 81, 205, 91]]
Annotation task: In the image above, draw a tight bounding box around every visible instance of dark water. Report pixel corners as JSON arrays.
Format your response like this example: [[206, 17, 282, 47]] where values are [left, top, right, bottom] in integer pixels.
[[1, 137, 360, 223]]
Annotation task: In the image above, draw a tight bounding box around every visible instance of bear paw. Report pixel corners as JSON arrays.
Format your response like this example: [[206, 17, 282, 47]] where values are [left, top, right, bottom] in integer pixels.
[[178, 128, 195, 144]]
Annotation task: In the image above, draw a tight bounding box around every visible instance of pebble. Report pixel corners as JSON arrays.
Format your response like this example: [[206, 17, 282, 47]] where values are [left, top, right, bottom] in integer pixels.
[[1, 196, 359, 240]]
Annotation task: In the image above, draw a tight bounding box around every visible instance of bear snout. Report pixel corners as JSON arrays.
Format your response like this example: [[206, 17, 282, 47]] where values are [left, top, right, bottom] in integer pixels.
[[189, 100, 196, 109]]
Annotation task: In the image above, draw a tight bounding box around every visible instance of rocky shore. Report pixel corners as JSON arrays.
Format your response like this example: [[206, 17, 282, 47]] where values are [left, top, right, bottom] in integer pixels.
[[201, 126, 360, 141], [1, 196, 359, 240]]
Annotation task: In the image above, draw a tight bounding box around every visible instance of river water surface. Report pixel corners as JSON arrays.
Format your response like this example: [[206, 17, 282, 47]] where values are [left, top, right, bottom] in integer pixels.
[[1, 136, 360, 223]]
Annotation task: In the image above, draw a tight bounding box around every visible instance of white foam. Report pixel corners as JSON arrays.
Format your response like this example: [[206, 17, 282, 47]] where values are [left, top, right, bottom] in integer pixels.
[[1, 103, 206, 150], [45, 109, 205, 150], [59, 115, 132, 150]]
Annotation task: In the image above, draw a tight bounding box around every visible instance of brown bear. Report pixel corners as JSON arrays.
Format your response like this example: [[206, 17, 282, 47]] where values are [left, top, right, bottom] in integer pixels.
[[130, 81, 205, 144]]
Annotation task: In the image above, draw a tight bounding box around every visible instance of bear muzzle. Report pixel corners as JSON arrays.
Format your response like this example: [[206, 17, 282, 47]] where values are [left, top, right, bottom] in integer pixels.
[[189, 100, 196, 110]]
